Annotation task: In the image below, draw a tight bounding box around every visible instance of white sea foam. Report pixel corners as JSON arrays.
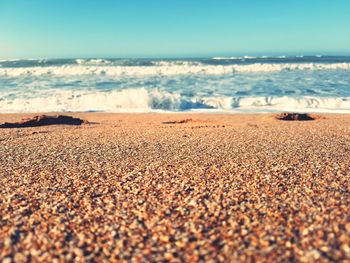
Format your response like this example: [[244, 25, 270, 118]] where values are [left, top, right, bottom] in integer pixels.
[[212, 56, 259, 60], [153, 60, 202, 66], [76, 59, 112, 65], [1, 88, 350, 113], [212, 56, 240, 60], [1, 63, 350, 77]]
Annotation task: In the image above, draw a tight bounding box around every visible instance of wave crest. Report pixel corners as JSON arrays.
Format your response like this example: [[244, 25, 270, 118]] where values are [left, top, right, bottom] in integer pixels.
[[1, 88, 350, 113], [1, 63, 350, 77]]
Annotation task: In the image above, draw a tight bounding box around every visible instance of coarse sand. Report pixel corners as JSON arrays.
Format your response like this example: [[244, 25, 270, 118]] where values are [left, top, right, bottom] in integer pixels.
[[1, 113, 350, 262]]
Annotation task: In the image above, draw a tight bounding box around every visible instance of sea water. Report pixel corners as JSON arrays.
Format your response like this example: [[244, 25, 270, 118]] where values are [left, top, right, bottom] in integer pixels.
[[0, 56, 350, 113]]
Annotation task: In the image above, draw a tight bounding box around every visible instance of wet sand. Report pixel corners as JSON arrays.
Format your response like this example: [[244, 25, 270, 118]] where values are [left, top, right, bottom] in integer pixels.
[[1, 113, 350, 262]]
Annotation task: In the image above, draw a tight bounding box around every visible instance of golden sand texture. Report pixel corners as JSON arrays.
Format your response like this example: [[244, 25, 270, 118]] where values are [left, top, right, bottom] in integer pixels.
[[0, 113, 350, 262]]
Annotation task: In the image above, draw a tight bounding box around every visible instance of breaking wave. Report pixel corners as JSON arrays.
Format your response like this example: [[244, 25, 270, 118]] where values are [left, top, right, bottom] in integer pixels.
[[1, 88, 350, 113], [1, 63, 350, 77], [1, 57, 350, 113]]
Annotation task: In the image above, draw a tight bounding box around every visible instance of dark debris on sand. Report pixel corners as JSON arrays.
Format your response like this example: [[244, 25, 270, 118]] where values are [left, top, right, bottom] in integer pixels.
[[162, 119, 195, 124], [0, 115, 88, 128], [275, 113, 321, 121]]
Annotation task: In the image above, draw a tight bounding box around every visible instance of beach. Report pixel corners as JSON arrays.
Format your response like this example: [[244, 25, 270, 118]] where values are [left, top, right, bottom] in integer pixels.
[[1, 113, 350, 262]]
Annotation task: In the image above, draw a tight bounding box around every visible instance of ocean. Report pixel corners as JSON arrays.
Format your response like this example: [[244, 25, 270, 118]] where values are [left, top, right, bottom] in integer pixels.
[[1, 56, 350, 113]]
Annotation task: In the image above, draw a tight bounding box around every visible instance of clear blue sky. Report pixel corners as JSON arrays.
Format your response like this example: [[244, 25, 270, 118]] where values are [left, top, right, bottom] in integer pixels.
[[1, 0, 350, 58]]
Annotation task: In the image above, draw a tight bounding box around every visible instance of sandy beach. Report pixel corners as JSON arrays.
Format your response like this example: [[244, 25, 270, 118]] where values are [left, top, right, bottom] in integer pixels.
[[1, 113, 350, 262]]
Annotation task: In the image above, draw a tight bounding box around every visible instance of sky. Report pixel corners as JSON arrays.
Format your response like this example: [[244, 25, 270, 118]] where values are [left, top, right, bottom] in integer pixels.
[[0, 0, 350, 59]]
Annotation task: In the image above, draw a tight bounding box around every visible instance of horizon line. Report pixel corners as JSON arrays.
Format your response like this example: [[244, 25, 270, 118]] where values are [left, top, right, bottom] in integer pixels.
[[2, 52, 350, 61]]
